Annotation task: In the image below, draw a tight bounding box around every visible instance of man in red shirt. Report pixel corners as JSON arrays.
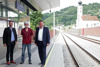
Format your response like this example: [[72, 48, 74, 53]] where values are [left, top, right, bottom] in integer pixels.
[[20, 21, 33, 64]]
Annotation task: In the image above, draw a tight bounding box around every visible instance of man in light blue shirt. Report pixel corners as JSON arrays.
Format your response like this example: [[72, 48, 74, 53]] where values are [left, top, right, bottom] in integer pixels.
[[3, 21, 17, 65], [10, 28, 15, 42]]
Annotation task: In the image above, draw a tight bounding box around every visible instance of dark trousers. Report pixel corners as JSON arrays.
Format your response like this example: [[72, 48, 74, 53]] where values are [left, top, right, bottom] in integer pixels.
[[38, 41, 46, 65], [6, 42, 15, 62]]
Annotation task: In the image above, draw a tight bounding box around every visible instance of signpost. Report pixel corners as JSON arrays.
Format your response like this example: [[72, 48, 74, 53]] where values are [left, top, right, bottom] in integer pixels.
[[15, 1, 25, 12]]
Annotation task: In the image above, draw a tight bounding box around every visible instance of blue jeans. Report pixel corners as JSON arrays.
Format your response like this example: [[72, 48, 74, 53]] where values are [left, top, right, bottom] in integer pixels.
[[21, 44, 31, 63]]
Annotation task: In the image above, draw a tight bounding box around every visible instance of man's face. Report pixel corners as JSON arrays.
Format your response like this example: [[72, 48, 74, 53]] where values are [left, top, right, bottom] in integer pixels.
[[9, 22, 13, 27], [24, 23, 29, 28], [39, 22, 44, 28]]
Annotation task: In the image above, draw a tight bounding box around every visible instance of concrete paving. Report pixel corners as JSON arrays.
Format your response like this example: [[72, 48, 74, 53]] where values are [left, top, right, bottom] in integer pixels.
[[0, 34, 65, 67]]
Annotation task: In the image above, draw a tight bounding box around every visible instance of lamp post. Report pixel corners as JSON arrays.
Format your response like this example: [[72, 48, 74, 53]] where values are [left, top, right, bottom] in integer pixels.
[[53, 11, 66, 36], [53, 11, 55, 37]]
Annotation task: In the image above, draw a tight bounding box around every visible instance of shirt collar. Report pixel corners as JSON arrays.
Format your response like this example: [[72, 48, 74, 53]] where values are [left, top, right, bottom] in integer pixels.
[[39, 26, 44, 29], [24, 27, 29, 29], [9, 27, 13, 30]]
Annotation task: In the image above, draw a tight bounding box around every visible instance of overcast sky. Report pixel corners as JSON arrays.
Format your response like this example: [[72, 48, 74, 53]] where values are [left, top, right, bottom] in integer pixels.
[[42, 0, 100, 13]]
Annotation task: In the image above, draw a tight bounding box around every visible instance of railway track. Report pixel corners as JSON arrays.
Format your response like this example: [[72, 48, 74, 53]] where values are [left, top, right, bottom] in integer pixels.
[[62, 33, 100, 67], [62, 34, 79, 67], [69, 33, 100, 45]]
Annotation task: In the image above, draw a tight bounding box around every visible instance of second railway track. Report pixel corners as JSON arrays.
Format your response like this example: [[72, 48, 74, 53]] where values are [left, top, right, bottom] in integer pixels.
[[62, 33, 100, 67], [69, 33, 100, 45]]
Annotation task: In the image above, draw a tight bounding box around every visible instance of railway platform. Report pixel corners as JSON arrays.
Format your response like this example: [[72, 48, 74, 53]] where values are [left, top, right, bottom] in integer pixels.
[[0, 32, 100, 67]]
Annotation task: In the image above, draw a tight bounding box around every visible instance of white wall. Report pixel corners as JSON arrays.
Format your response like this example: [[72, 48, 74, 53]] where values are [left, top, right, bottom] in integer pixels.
[[78, 20, 100, 29], [0, 20, 7, 37]]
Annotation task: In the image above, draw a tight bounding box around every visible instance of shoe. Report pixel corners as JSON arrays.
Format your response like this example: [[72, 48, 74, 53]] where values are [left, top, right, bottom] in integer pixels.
[[38, 63, 42, 65], [41, 64, 45, 67], [10, 61, 16, 64], [6, 62, 10, 65], [29, 62, 32, 64], [20, 62, 24, 64]]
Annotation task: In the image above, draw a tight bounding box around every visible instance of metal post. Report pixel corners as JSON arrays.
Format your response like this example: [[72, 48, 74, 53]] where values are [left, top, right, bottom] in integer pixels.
[[27, 7, 29, 16], [0, 4, 1, 17], [1, 6, 3, 17], [57, 19, 58, 26], [5, 0, 8, 18], [53, 12, 55, 37]]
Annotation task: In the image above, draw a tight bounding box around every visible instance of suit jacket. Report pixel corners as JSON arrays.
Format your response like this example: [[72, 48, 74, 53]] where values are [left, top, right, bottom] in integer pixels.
[[35, 26, 50, 46], [3, 27, 17, 45]]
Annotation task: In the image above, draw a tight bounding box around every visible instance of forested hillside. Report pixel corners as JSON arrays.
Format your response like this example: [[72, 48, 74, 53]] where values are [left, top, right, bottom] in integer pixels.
[[43, 3, 100, 29]]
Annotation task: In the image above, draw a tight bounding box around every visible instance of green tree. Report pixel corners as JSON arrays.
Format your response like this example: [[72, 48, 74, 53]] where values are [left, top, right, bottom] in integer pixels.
[[30, 11, 43, 30], [43, 3, 100, 27]]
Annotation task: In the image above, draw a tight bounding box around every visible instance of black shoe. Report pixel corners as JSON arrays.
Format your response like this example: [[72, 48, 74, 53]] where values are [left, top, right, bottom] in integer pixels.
[[20, 62, 24, 64], [29, 62, 32, 64], [41, 64, 45, 67], [38, 63, 42, 65]]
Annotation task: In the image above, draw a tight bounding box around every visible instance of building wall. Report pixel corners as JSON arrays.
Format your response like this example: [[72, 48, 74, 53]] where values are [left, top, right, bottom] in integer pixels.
[[80, 27, 100, 36], [77, 19, 100, 29], [83, 21, 100, 28], [67, 27, 100, 37]]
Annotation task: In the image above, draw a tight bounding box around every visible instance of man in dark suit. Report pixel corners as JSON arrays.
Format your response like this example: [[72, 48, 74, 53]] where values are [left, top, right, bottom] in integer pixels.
[[3, 21, 17, 65], [35, 20, 50, 67]]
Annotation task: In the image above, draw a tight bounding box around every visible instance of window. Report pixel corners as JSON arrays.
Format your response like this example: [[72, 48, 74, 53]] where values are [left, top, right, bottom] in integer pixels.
[[0, 20, 7, 37], [86, 24, 88, 27]]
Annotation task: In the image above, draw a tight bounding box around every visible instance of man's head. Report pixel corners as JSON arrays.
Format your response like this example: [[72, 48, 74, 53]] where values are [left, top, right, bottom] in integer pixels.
[[39, 20, 44, 28], [9, 21, 13, 28], [24, 21, 29, 28]]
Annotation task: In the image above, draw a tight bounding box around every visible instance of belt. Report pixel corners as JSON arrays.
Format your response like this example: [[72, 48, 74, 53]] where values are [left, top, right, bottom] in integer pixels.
[[38, 41, 43, 42], [38, 40, 43, 42], [11, 41, 15, 43]]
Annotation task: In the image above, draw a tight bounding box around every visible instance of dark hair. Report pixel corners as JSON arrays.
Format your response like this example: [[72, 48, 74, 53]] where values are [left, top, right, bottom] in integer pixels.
[[39, 20, 43, 23], [9, 20, 13, 23]]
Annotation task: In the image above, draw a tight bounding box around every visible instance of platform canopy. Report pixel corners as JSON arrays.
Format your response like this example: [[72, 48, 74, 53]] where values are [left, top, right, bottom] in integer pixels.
[[3, 0, 60, 12], [26, 0, 60, 11]]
